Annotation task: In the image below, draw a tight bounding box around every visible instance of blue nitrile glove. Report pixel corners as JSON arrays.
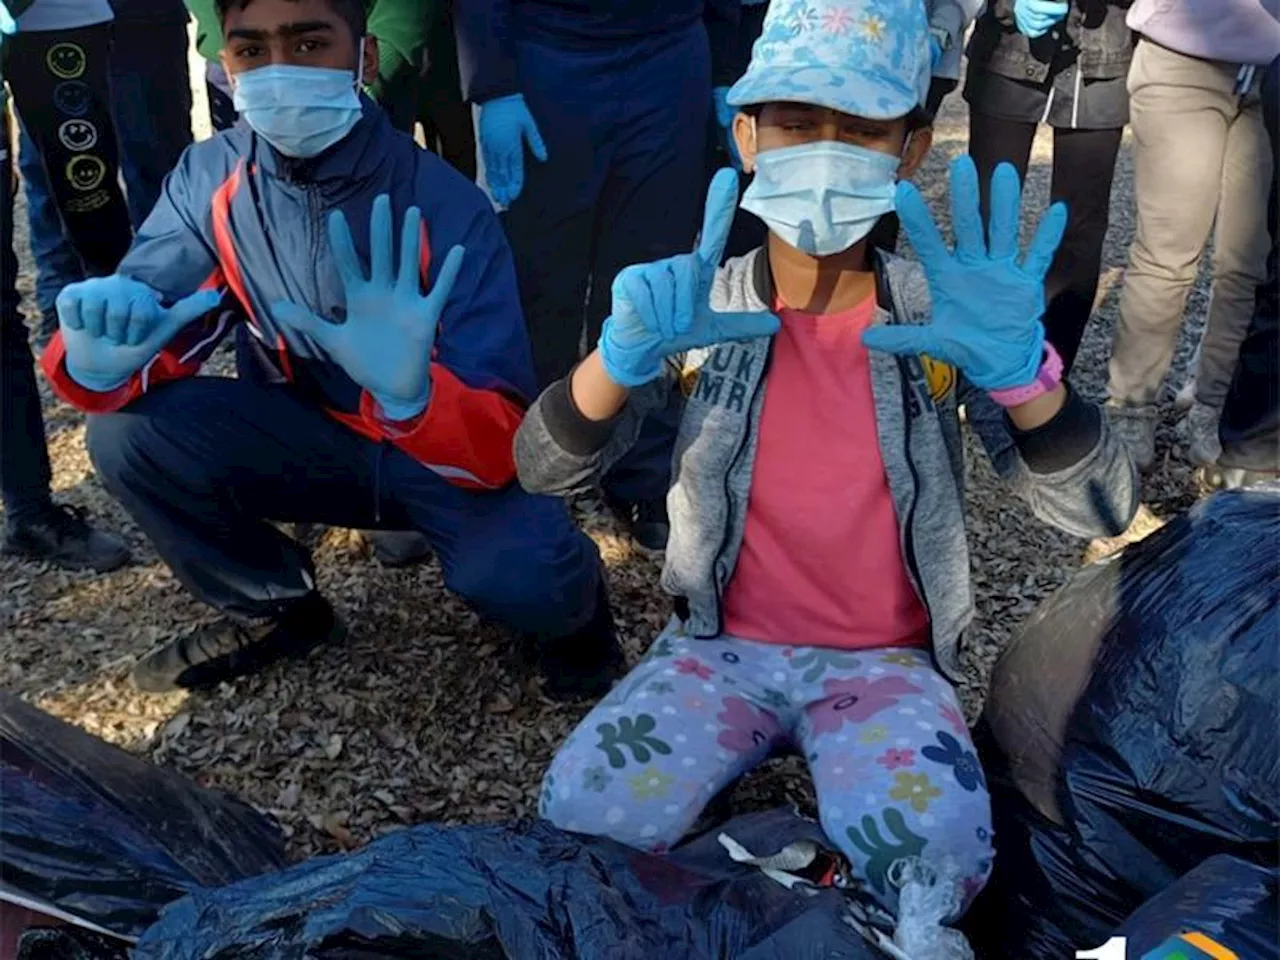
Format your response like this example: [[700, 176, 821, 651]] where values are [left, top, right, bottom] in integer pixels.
[[271, 194, 466, 421], [1014, 0, 1069, 38], [0, 0, 16, 36], [712, 86, 741, 170], [861, 156, 1067, 391], [477, 94, 546, 208], [599, 168, 781, 388], [57, 276, 221, 392]]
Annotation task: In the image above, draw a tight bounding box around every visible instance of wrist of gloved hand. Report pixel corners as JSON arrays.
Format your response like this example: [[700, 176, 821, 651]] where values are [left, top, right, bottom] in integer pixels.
[[598, 320, 663, 389], [965, 331, 1046, 392], [372, 384, 431, 423], [64, 360, 131, 394]]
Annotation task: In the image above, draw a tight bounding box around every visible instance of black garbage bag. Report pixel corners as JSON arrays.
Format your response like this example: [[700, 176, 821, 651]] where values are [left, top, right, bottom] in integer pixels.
[[1114, 856, 1279, 960], [135, 810, 884, 960], [968, 485, 1280, 959], [0, 693, 288, 940], [16, 928, 131, 960]]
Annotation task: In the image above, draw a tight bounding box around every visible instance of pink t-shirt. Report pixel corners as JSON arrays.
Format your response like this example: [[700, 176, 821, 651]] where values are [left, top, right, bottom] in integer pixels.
[[721, 296, 930, 651]]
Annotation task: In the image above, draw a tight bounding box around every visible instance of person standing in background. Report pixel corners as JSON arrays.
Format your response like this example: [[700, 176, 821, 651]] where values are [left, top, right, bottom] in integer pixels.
[[964, 0, 1133, 376], [2, 0, 132, 284], [1214, 56, 1278, 491], [1105, 1, 1280, 472], [455, 0, 742, 551], [923, 0, 984, 114], [17, 0, 192, 346], [0, 11, 131, 571]]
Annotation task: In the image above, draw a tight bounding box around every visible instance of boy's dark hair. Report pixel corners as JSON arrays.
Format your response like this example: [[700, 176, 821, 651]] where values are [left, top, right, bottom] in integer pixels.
[[215, 0, 367, 39], [740, 102, 934, 134]]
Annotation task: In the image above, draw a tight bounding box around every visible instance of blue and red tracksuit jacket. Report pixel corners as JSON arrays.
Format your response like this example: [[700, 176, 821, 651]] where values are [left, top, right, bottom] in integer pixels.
[[42, 100, 533, 490]]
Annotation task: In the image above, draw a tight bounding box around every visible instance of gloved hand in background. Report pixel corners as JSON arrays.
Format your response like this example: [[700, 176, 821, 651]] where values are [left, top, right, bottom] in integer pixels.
[[712, 86, 741, 170], [1013, 0, 1069, 38], [56, 277, 221, 392], [271, 194, 465, 421], [861, 157, 1067, 391], [477, 93, 546, 207], [598, 168, 780, 388], [0, 0, 15, 36]]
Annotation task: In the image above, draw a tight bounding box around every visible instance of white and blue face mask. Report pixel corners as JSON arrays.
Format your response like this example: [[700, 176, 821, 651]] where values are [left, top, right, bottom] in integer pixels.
[[232, 53, 364, 159], [740, 134, 903, 257]]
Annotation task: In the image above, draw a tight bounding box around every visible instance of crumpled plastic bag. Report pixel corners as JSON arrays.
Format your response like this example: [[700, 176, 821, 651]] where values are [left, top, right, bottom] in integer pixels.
[[889, 860, 973, 960], [0, 693, 287, 940], [136, 810, 886, 960], [967, 486, 1280, 958]]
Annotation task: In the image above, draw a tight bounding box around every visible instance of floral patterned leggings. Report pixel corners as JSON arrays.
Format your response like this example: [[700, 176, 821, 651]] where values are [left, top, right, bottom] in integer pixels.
[[540, 623, 994, 912]]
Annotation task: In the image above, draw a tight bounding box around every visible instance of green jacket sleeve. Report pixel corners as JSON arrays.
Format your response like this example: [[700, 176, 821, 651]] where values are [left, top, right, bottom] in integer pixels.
[[365, 0, 434, 99], [185, 0, 223, 60]]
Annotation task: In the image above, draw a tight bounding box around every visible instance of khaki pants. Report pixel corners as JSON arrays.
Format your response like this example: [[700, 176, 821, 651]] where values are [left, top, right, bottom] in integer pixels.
[[1109, 40, 1273, 410]]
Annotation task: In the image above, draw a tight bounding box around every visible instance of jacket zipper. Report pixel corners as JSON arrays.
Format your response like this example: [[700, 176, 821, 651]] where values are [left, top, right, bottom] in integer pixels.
[[877, 266, 932, 629], [712, 344, 772, 637], [896, 368, 932, 629], [307, 185, 323, 305], [1071, 65, 1082, 129]]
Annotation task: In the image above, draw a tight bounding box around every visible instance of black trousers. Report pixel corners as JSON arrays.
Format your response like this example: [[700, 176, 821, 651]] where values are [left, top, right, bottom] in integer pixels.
[[1, 102, 53, 522], [4, 23, 132, 277], [968, 111, 1123, 373], [84, 378, 601, 633]]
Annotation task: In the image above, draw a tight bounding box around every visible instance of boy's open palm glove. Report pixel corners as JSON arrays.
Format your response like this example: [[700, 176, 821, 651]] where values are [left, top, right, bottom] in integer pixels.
[[861, 156, 1067, 392], [271, 194, 466, 422], [599, 168, 781, 388], [57, 276, 221, 392], [1014, 0, 1069, 38]]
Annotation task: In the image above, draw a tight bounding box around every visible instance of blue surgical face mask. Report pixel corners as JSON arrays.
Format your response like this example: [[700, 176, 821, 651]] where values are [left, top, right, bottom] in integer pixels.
[[740, 138, 902, 256], [232, 62, 363, 159]]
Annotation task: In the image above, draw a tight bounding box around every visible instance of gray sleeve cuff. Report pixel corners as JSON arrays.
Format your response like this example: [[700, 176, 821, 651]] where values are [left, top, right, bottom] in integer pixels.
[[1009, 385, 1103, 474], [538, 372, 626, 458]]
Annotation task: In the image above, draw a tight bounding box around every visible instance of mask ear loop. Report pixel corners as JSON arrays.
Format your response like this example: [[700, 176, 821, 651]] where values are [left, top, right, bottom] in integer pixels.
[[744, 114, 759, 173], [356, 34, 366, 89], [896, 129, 915, 182]]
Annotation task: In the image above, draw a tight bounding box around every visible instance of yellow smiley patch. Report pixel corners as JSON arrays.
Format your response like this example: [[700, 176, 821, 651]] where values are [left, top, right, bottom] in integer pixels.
[[920, 354, 955, 403]]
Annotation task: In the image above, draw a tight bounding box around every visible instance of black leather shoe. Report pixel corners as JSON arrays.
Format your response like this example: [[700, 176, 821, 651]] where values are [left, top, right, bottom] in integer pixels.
[[604, 494, 670, 552], [132, 593, 346, 693], [364, 529, 433, 566], [2, 503, 131, 572], [529, 581, 626, 701]]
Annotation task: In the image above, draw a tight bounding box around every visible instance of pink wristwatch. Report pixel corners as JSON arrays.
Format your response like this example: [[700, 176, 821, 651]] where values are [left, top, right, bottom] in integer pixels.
[[989, 342, 1064, 409]]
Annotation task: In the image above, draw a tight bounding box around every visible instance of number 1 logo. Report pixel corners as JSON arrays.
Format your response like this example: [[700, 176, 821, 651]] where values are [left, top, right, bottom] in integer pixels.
[[1079, 938, 1128, 960]]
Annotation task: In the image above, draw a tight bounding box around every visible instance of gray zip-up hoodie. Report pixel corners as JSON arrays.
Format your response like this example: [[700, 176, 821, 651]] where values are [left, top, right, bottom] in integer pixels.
[[516, 250, 1139, 681]]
